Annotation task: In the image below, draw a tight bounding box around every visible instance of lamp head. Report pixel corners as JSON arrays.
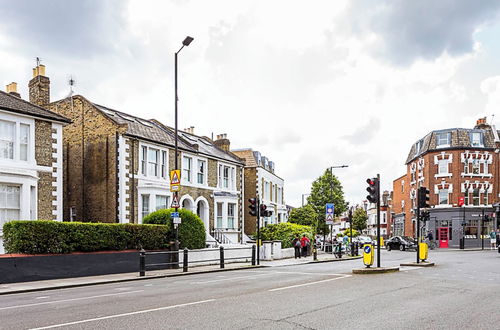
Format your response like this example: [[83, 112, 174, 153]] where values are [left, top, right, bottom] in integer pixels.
[[183, 36, 194, 46]]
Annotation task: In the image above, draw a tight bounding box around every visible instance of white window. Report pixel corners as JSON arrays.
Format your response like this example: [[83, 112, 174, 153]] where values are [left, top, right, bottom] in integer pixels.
[[436, 132, 450, 147], [473, 188, 480, 206], [197, 160, 205, 184], [20, 124, 29, 161], [223, 166, 229, 187], [218, 164, 235, 189], [141, 195, 150, 219], [472, 160, 480, 174], [464, 162, 469, 174], [0, 121, 15, 160], [227, 203, 235, 229], [183, 156, 192, 183], [148, 149, 159, 177], [156, 195, 168, 210], [141, 146, 147, 175], [483, 192, 488, 205], [0, 184, 20, 229], [438, 189, 448, 205], [161, 151, 167, 178], [217, 202, 223, 228], [415, 140, 423, 154], [438, 159, 448, 174], [471, 132, 483, 147]]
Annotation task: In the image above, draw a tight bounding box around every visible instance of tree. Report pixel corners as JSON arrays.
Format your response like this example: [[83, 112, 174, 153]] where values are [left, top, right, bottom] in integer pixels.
[[352, 208, 368, 233], [307, 169, 348, 235], [288, 204, 318, 227]]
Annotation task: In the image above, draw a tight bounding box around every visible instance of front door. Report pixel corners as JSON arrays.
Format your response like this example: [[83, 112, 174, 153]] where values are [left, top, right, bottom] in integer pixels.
[[438, 227, 449, 248]]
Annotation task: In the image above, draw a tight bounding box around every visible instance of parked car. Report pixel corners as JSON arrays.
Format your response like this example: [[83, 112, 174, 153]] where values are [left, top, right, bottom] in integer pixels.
[[357, 236, 373, 246], [385, 236, 417, 251]]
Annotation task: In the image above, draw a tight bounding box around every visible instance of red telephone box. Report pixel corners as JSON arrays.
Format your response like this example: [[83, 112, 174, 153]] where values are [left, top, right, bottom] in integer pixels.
[[438, 227, 449, 248]]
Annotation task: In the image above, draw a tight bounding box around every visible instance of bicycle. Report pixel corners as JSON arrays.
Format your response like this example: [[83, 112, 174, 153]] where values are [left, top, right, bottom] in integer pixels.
[[423, 238, 436, 250]]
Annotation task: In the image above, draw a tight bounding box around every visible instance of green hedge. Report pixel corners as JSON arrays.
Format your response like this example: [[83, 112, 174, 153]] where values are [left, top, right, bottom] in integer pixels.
[[143, 208, 206, 250], [3, 221, 169, 254], [259, 223, 313, 248]]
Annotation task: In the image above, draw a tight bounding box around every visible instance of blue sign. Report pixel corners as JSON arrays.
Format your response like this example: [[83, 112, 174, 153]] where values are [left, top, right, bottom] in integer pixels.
[[364, 246, 371, 254], [325, 203, 334, 224], [170, 212, 179, 218]]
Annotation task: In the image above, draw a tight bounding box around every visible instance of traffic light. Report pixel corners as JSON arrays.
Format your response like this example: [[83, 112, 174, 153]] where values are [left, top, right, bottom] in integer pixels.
[[366, 178, 379, 203], [421, 211, 430, 221], [260, 204, 273, 217], [418, 187, 430, 208], [248, 198, 258, 216]]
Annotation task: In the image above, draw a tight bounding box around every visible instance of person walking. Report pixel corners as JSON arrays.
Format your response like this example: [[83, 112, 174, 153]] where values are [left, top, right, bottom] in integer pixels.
[[490, 230, 496, 250], [300, 234, 310, 257], [292, 236, 301, 259]]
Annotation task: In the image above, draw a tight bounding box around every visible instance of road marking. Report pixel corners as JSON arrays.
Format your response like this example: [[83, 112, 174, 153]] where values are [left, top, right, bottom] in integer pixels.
[[269, 275, 351, 292], [193, 273, 273, 284], [274, 271, 347, 276], [399, 267, 422, 271], [34, 296, 50, 300], [29, 299, 215, 329], [0, 290, 144, 311]]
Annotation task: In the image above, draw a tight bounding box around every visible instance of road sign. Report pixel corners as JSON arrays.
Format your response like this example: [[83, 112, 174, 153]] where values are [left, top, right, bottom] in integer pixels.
[[173, 217, 181, 224], [171, 194, 180, 208], [170, 212, 179, 218], [170, 170, 181, 192], [325, 203, 334, 225]]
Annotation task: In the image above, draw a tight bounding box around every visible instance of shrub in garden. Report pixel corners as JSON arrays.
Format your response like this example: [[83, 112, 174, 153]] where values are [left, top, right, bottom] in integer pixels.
[[142, 208, 205, 250], [336, 229, 360, 237], [2, 221, 169, 254], [259, 222, 313, 248]]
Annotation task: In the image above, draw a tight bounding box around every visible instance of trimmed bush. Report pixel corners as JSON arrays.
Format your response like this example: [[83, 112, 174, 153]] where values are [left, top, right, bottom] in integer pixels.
[[259, 223, 313, 248], [336, 229, 360, 237], [3, 221, 169, 254], [143, 208, 205, 250]]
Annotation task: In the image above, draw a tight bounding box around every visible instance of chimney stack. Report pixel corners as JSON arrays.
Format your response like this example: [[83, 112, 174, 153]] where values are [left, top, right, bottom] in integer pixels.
[[184, 126, 195, 134], [214, 133, 230, 152], [6, 82, 21, 98], [28, 64, 50, 107], [474, 117, 489, 129]]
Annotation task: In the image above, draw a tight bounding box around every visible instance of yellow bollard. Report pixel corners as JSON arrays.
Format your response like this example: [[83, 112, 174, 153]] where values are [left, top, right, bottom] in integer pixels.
[[363, 244, 374, 267], [419, 242, 428, 261]]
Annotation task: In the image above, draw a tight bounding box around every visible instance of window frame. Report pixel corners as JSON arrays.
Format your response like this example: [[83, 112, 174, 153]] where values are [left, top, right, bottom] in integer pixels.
[[182, 156, 193, 183], [438, 189, 448, 205], [436, 132, 450, 148]]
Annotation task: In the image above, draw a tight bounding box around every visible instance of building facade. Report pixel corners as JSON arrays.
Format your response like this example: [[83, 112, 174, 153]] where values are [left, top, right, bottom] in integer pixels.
[[0, 66, 70, 253], [231, 149, 287, 238], [43, 66, 245, 245], [392, 118, 500, 248]]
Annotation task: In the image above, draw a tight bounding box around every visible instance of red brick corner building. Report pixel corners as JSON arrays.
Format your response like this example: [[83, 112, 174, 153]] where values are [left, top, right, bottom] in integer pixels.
[[392, 118, 500, 248]]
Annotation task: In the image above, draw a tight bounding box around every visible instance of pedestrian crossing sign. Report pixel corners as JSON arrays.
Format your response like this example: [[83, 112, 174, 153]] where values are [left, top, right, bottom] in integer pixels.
[[170, 170, 181, 185]]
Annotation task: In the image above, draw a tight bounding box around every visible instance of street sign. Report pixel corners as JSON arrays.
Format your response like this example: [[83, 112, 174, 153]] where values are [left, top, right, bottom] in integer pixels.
[[171, 194, 180, 208], [173, 217, 181, 224], [325, 203, 334, 225], [170, 212, 179, 218], [458, 196, 464, 206], [170, 170, 181, 192]]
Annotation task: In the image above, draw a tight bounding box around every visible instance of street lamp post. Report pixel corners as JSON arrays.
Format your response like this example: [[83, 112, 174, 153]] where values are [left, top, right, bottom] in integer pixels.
[[174, 36, 194, 257]]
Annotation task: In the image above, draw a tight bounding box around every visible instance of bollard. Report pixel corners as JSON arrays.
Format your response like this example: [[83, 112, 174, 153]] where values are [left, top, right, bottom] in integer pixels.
[[313, 247, 317, 261], [251, 245, 256, 266], [139, 249, 146, 277], [183, 248, 188, 272], [220, 246, 225, 269]]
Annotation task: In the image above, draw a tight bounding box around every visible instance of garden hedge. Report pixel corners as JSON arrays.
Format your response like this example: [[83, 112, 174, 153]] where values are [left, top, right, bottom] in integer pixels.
[[259, 223, 313, 248], [3, 221, 169, 254], [143, 208, 206, 249]]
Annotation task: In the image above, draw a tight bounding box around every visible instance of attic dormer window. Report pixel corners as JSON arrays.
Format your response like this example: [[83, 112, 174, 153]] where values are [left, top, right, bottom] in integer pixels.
[[470, 132, 484, 147], [436, 132, 451, 148], [415, 139, 423, 155]]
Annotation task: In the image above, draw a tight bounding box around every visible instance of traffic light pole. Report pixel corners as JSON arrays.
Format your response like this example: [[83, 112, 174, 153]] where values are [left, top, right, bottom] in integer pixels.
[[376, 174, 381, 268], [416, 191, 421, 264], [257, 199, 260, 265]]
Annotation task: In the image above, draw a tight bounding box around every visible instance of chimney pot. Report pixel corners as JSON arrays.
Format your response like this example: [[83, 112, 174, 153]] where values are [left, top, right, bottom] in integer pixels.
[[32, 64, 46, 77], [29, 64, 50, 107]]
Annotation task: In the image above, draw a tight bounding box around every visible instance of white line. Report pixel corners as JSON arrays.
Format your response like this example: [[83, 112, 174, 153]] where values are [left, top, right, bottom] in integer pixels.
[[274, 271, 347, 276], [0, 290, 144, 311], [269, 275, 351, 292], [193, 273, 274, 284], [29, 299, 215, 330]]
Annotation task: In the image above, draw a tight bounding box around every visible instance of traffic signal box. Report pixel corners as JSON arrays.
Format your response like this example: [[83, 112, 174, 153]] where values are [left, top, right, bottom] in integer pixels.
[[248, 198, 258, 217], [418, 187, 430, 208], [363, 244, 374, 268], [260, 204, 273, 217]]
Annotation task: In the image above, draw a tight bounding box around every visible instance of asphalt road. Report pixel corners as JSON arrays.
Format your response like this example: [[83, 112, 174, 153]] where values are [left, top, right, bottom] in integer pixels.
[[1, 249, 500, 330]]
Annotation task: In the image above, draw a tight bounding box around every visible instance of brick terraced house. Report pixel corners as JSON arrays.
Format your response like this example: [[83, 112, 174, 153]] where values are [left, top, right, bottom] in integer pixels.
[[44, 67, 245, 245], [0, 66, 70, 253], [231, 149, 287, 239], [392, 118, 500, 248]]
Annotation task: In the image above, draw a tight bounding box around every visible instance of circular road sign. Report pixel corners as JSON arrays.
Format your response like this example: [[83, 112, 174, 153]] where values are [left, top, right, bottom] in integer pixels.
[[364, 245, 371, 254]]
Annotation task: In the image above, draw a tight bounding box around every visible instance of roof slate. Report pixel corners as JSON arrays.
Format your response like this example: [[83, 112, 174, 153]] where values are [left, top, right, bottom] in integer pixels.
[[405, 127, 497, 164], [0, 90, 70, 123]]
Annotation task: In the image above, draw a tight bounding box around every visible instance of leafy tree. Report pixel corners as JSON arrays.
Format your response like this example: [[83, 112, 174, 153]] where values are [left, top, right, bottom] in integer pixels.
[[352, 208, 368, 233], [288, 204, 318, 227], [259, 223, 313, 248], [306, 169, 348, 235]]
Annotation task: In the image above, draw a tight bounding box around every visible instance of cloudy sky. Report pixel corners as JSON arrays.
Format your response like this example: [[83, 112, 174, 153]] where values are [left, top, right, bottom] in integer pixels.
[[1, 0, 500, 207]]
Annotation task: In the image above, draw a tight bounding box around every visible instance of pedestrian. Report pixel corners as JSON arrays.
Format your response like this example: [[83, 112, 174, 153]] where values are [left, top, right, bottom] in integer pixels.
[[490, 230, 496, 250], [496, 229, 500, 251], [292, 236, 301, 259], [300, 234, 310, 257]]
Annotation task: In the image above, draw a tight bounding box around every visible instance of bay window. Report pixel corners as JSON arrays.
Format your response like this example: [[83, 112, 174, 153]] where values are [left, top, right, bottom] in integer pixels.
[[227, 203, 235, 229], [0, 184, 20, 228], [141, 194, 150, 219], [216, 202, 223, 228]]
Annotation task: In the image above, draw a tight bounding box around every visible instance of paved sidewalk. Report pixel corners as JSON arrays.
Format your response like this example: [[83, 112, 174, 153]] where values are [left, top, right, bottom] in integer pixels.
[[0, 252, 360, 295]]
